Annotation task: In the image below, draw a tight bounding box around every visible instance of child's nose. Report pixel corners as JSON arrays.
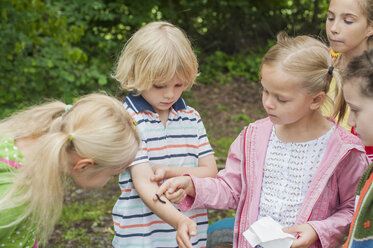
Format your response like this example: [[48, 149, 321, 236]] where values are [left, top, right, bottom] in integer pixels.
[[330, 21, 340, 34], [164, 88, 174, 99], [263, 97, 275, 109]]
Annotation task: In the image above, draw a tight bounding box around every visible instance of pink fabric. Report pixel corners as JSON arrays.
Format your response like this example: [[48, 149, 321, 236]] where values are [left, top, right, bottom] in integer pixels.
[[32, 237, 37, 248], [179, 118, 369, 248], [0, 158, 22, 168]]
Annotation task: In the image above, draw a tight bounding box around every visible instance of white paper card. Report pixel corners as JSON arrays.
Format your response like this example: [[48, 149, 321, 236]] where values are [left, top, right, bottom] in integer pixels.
[[243, 216, 295, 248]]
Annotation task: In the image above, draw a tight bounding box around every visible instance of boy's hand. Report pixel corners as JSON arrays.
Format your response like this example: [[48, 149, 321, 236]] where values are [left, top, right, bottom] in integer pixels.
[[150, 166, 168, 182], [153, 176, 195, 203], [283, 223, 319, 248], [176, 216, 197, 248]]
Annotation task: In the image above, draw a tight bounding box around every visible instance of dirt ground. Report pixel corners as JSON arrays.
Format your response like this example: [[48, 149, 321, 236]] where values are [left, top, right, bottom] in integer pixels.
[[49, 78, 265, 247]]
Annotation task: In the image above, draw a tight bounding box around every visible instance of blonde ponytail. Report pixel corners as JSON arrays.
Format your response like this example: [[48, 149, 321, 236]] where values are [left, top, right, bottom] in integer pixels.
[[329, 69, 347, 123], [0, 101, 66, 140], [0, 93, 140, 245]]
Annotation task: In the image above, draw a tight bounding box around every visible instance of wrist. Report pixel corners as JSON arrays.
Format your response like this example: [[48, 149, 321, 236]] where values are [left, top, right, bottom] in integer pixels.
[[185, 176, 196, 197]]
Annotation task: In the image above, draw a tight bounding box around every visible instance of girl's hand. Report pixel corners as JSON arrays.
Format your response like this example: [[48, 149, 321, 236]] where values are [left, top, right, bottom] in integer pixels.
[[283, 223, 319, 248], [153, 176, 195, 203], [176, 216, 197, 248], [150, 166, 168, 182]]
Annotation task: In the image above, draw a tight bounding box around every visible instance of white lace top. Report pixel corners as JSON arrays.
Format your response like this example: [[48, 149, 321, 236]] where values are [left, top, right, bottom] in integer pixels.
[[258, 126, 334, 227]]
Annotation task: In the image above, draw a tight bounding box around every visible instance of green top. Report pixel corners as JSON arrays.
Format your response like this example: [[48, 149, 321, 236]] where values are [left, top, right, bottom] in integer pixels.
[[0, 139, 36, 247]]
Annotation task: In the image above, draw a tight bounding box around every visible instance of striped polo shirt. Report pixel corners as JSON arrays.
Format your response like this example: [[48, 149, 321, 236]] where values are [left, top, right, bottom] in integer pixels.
[[112, 93, 214, 248]]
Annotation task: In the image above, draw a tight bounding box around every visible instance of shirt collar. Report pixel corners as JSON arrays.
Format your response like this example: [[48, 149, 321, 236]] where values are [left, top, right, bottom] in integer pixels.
[[125, 93, 187, 113]]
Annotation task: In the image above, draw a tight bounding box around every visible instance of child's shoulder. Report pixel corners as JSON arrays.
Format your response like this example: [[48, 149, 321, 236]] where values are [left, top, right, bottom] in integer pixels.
[[238, 117, 272, 136], [334, 124, 362, 146], [245, 117, 272, 129], [178, 105, 200, 117]]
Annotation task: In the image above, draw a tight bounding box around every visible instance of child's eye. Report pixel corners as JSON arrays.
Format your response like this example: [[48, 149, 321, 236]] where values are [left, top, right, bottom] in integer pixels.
[[327, 17, 334, 21], [344, 19, 353, 24], [276, 96, 288, 103], [153, 85, 164, 89], [175, 84, 184, 88], [350, 108, 359, 114]]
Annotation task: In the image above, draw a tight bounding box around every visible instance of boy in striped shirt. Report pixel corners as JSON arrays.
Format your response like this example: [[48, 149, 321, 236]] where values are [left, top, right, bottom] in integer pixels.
[[112, 21, 218, 248]]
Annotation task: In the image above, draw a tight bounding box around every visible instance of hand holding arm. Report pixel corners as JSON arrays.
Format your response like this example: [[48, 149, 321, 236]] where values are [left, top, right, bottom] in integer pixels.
[[130, 163, 196, 247], [153, 176, 196, 203]]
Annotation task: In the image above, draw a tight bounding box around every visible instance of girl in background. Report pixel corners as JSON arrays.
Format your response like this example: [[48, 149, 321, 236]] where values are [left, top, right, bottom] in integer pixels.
[[325, 0, 373, 160]]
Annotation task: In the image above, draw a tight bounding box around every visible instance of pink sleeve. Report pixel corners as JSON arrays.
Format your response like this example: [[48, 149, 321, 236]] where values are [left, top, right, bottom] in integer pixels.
[[179, 130, 245, 211], [308, 149, 369, 248]]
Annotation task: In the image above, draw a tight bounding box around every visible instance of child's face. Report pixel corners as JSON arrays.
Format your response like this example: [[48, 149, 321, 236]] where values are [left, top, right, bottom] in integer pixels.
[[343, 81, 373, 146], [326, 0, 373, 56], [261, 64, 317, 127], [71, 162, 129, 189], [141, 75, 185, 116]]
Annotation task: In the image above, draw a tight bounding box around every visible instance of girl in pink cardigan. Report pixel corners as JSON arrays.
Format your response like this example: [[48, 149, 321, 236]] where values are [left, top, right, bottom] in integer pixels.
[[154, 33, 369, 248]]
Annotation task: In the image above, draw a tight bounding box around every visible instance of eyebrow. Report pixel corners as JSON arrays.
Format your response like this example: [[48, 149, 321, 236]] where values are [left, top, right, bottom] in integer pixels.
[[327, 10, 358, 18]]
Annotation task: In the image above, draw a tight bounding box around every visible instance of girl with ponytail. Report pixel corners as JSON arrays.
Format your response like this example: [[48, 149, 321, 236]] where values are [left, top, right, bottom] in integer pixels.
[[0, 93, 140, 247]]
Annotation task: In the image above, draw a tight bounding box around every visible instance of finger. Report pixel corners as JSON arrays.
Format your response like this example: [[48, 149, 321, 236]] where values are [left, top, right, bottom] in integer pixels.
[[179, 232, 193, 248], [155, 181, 173, 197], [283, 226, 299, 234], [173, 190, 187, 204], [150, 173, 161, 182], [165, 189, 185, 202], [188, 222, 197, 237]]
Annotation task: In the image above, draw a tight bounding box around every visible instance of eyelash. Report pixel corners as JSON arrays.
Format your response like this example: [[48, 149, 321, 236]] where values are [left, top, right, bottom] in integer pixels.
[[262, 90, 288, 103], [327, 17, 354, 24], [350, 109, 359, 114], [277, 98, 288, 103], [153, 84, 183, 89]]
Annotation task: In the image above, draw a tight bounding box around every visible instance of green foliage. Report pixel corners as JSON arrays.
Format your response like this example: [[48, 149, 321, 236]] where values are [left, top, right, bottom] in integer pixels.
[[1, 0, 330, 117], [217, 104, 229, 111], [198, 39, 274, 84], [210, 136, 236, 158]]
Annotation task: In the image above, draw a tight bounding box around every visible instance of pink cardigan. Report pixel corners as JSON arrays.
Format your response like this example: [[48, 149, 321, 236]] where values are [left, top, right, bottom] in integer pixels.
[[180, 118, 369, 248]]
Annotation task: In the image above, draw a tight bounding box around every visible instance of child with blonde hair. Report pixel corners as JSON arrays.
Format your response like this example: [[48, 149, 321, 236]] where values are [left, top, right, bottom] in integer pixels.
[[342, 49, 373, 247], [155, 33, 369, 248], [0, 93, 140, 247], [325, 0, 373, 160], [112, 21, 217, 248]]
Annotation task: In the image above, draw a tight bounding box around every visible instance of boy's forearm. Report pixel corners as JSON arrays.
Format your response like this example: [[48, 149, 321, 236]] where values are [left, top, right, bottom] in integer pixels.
[[130, 163, 191, 229], [165, 166, 216, 178], [165, 154, 217, 178]]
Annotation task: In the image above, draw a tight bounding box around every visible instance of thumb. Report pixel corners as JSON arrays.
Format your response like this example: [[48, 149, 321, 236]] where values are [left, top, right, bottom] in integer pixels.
[[283, 226, 298, 234], [188, 222, 197, 237]]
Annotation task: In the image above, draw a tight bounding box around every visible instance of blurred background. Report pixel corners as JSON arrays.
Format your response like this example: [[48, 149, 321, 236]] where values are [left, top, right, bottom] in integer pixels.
[[1, 0, 329, 117]]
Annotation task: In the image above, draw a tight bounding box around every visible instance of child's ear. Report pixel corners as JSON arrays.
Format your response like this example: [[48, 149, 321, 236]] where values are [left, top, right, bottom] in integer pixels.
[[367, 24, 373, 37], [73, 158, 94, 171], [310, 92, 326, 110]]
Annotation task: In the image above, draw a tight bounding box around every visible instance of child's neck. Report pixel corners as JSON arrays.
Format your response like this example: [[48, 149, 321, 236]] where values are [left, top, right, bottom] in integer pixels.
[[337, 46, 369, 70], [274, 112, 333, 143], [157, 109, 170, 127]]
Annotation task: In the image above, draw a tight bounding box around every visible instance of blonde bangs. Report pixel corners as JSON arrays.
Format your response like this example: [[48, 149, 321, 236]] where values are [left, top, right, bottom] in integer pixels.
[[114, 21, 198, 93]]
